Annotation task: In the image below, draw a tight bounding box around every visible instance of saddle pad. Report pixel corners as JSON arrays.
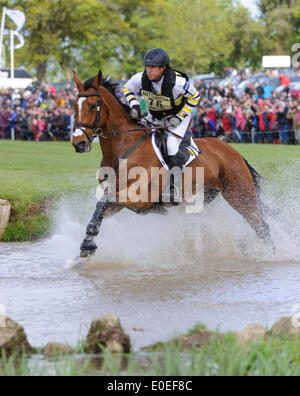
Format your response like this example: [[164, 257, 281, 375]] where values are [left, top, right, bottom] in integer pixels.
[[152, 133, 200, 171]]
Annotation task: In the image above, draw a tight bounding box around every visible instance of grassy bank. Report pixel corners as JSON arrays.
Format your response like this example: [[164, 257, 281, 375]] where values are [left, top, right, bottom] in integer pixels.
[[0, 141, 299, 241], [2, 329, 300, 376], [0, 141, 101, 241]]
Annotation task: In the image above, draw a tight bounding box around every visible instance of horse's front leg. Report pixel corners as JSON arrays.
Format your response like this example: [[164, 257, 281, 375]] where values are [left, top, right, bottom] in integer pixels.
[[80, 199, 120, 258]]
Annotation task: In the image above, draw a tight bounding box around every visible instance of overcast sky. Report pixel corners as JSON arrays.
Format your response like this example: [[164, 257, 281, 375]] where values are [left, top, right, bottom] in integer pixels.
[[240, 0, 260, 18]]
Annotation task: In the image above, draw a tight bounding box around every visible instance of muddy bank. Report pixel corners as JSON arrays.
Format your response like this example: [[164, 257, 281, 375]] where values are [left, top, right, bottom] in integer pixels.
[[1, 314, 300, 359], [0, 313, 131, 358], [0, 200, 50, 242]]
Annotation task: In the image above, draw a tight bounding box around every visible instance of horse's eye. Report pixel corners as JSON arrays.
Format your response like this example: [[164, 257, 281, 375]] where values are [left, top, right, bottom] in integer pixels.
[[91, 104, 97, 111]]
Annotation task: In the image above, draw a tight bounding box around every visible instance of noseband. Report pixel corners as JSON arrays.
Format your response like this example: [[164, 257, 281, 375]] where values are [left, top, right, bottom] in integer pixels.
[[74, 85, 104, 143]]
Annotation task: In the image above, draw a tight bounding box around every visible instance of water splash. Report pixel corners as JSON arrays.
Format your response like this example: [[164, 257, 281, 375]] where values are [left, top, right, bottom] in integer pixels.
[[47, 161, 300, 272], [2, 159, 300, 347]]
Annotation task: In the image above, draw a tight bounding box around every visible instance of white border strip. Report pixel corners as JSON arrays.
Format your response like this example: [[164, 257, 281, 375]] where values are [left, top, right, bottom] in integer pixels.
[[262, 56, 291, 68]]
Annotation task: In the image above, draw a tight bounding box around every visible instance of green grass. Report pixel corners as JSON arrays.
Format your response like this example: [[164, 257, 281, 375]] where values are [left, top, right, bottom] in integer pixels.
[[0, 141, 299, 241], [187, 322, 208, 334], [0, 141, 102, 241], [231, 143, 300, 181], [2, 333, 300, 376], [231, 144, 300, 200]]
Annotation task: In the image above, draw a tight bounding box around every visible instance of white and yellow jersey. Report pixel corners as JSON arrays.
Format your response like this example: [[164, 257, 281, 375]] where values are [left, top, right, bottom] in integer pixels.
[[124, 72, 200, 121]]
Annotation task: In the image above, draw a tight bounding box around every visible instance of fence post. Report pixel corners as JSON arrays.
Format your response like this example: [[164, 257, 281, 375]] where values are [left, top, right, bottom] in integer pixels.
[[0, 199, 11, 238]]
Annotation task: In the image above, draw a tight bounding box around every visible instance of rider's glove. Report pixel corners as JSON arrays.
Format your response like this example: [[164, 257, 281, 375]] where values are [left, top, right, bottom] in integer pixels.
[[130, 105, 142, 119], [166, 115, 182, 129]]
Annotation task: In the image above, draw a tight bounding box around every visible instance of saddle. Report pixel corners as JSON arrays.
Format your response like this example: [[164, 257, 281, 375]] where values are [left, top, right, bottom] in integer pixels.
[[154, 129, 198, 169], [154, 130, 169, 167]]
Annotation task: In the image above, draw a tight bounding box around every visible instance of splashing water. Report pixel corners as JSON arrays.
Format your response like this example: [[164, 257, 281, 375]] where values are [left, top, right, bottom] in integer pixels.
[[1, 159, 300, 348], [49, 166, 300, 272]]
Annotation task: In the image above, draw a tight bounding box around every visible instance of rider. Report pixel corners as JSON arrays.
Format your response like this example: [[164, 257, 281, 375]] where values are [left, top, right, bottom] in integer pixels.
[[123, 48, 200, 201]]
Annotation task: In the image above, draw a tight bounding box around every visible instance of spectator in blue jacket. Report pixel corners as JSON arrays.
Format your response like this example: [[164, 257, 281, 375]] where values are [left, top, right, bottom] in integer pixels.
[[263, 80, 273, 99], [203, 115, 217, 137]]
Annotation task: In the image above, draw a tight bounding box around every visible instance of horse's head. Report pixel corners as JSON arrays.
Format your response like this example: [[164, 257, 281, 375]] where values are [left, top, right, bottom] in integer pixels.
[[72, 70, 107, 153]]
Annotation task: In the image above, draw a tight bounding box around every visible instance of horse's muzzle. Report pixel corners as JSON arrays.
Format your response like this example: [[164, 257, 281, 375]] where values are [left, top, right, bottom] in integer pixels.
[[73, 140, 91, 153]]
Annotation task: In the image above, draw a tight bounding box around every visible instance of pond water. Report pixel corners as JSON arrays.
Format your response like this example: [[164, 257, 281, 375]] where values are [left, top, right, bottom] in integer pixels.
[[1, 179, 299, 351]]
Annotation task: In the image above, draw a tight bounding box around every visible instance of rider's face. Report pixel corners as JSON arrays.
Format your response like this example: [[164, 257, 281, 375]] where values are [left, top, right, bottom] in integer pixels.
[[146, 65, 166, 81]]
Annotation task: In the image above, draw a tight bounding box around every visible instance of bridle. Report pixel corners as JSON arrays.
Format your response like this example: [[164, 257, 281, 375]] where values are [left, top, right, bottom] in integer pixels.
[[74, 85, 105, 143]]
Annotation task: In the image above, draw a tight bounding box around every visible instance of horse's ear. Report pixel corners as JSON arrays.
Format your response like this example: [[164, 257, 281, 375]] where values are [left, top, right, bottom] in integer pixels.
[[93, 70, 103, 88], [73, 71, 84, 92]]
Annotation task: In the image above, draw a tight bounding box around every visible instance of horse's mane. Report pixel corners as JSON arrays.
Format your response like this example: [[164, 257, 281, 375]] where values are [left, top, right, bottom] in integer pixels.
[[83, 76, 131, 116]]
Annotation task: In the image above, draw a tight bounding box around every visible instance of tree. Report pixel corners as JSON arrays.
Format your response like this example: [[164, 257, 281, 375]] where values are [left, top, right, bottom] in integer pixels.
[[0, 0, 131, 82], [77, 0, 155, 79], [1, 0, 294, 81], [259, 0, 293, 15], [258, 0, 300, 55], [20, 0, 124, 83], [143, 0, 235, 75], [225, 3, 264, 71]]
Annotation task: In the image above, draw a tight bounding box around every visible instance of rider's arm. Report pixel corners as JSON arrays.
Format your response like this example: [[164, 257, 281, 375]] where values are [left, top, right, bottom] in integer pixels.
[[123, 73, 143, 108], [174, 79, 201, 121]]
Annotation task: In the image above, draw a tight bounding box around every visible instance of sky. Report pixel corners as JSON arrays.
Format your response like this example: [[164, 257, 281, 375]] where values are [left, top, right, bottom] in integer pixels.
[[240, 0, 260, 18]]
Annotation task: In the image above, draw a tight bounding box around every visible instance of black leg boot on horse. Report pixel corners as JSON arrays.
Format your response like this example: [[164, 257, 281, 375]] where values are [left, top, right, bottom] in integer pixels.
[[80, 199, 116, 258]]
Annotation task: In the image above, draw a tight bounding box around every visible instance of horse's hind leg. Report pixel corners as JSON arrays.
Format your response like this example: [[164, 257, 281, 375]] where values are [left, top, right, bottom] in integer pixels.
[[221, 185, 272, 245], [80, 200, 121, 257]]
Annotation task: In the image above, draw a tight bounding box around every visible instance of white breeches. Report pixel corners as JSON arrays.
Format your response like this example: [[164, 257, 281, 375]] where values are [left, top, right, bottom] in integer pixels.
[[144, 113, 191, 156]]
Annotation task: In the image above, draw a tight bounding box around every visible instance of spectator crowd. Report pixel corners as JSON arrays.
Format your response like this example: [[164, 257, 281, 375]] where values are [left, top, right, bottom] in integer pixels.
[[1, 74, 300, 145], [0, 79, 75, 141], [191, 77, 300, 145]]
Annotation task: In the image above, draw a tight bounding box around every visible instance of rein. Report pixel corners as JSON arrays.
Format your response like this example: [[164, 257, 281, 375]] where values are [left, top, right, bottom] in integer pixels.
[[97, 124, 168, 139]]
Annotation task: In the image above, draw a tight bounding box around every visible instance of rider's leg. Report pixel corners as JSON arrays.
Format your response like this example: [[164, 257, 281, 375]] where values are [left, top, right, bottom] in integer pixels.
[[166, 114, 192, 158], [167, 133, 182, 156], [166, 116, 192, 203]]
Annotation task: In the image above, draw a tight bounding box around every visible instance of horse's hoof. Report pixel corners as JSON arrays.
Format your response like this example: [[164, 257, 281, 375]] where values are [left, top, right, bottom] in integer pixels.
[[80, 237, 97, 251], [80, 237, 97, 258], [80, 249, 96, 258]]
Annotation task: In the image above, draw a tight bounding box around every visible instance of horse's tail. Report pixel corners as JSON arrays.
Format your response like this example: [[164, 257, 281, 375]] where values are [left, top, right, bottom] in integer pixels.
[[242, 157, 263, 195], [242, 157, 278, 216]]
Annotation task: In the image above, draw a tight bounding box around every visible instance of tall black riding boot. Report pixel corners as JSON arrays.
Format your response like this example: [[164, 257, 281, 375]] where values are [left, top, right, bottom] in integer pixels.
[[165, 150, 188, 205]]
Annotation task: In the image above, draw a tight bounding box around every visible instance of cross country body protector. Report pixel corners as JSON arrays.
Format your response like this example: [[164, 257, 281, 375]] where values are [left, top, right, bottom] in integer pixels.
[[141, 67, 189, 120]]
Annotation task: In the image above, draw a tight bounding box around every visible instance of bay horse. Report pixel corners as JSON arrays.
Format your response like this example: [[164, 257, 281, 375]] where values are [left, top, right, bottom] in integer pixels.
[[72, 71, 272, 258]]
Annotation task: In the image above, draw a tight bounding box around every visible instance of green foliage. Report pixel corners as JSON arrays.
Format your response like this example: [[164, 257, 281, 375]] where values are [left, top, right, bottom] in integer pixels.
[[225, 4, 264, 71], [1, 214, 50, 242], [187, 322, 208, 334], [258, 0, 294, 15], [2, 333, 300, 376], [0, 0, 299, 80], [146, 0, 234, 75], [0, 141, 101, 241], [258, 0, 300, 55]]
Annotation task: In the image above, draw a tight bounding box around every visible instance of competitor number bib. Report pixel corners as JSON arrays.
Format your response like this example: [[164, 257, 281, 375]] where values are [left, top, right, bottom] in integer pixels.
[[141, 90, 173, 111]]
